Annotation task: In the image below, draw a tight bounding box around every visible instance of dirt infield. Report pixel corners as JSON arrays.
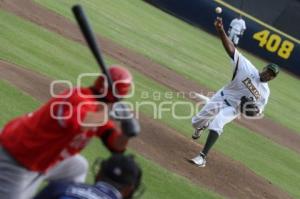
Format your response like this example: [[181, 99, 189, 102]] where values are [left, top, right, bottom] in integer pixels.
[[0, 59, 292, 199], [0, 0, 296, 198]]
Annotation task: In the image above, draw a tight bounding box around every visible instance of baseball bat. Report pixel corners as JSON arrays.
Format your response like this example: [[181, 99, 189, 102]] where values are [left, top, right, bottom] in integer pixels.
[[72, 4, 113, 88]]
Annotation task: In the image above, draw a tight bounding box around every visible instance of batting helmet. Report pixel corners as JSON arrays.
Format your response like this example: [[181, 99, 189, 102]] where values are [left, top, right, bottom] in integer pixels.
[[92, 65, 132, 102]]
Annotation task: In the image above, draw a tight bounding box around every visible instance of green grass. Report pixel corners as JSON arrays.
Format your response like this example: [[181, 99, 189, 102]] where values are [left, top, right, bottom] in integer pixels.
[[34, 0, 300, 133], [0, 80, 40, 126], [220, 123, 300, 198], [0, 11, 99, 84], [1, 8, 300, 198]]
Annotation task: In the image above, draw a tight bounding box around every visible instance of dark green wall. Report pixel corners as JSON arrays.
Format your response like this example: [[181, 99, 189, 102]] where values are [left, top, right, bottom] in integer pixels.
[[224, 0, 300, 39]]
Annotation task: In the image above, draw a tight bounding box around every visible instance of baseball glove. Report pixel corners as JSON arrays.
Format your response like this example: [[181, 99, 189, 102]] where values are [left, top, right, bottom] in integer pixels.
[[240, 96, 259, 117]]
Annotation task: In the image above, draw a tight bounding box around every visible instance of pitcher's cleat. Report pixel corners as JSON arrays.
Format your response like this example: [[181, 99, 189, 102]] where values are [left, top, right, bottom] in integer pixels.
[[189, 152, 206, 167], [192, 126, 207, 140]]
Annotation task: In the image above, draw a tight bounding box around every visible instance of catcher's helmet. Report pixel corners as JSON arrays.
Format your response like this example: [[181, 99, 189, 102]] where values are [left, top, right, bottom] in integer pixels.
[[92, 66, 132, 102], [95, 154, 143, 199]]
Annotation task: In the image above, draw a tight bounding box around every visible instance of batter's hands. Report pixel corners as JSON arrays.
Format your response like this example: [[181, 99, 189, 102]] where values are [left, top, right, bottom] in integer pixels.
[[110, 102, 133, 121], [214, 17, 224, 32], [110, 102, 140, 137]]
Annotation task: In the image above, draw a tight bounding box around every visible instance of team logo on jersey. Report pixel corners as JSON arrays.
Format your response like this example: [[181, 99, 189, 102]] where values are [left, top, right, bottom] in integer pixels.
[[242, 77, 260, 100]]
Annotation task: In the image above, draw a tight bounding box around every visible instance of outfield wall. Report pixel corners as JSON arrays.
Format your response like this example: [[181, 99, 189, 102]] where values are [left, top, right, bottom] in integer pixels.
[[145, 0, 300, 76], [223, 0, 300, 40]]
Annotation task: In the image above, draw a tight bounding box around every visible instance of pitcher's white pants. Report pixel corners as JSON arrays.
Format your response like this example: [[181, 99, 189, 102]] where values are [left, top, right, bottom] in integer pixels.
[[192, 91, 238, 135]]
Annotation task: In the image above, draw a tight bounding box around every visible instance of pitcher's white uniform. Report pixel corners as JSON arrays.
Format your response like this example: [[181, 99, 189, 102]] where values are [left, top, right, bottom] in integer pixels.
[[228, 18, 246, 45], [192, 49, 269, 134]]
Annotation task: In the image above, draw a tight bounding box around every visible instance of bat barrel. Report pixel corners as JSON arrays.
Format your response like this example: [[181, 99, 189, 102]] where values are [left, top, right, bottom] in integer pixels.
[[72, 5, 113, 88]]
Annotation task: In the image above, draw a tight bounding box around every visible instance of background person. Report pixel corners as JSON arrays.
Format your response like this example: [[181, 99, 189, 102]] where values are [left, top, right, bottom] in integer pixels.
[[228, 15, 246, 46]]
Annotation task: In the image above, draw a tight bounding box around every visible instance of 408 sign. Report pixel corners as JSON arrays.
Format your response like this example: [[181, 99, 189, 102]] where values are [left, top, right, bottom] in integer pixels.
[[253, 30, 295, 59]]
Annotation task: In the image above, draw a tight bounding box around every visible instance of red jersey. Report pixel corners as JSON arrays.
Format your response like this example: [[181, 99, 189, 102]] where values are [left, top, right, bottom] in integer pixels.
[[0, 88, 124, 172]]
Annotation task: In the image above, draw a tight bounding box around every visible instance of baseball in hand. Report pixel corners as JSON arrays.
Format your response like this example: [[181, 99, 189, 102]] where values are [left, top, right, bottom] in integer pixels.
[[215, 7, 222, 14]]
